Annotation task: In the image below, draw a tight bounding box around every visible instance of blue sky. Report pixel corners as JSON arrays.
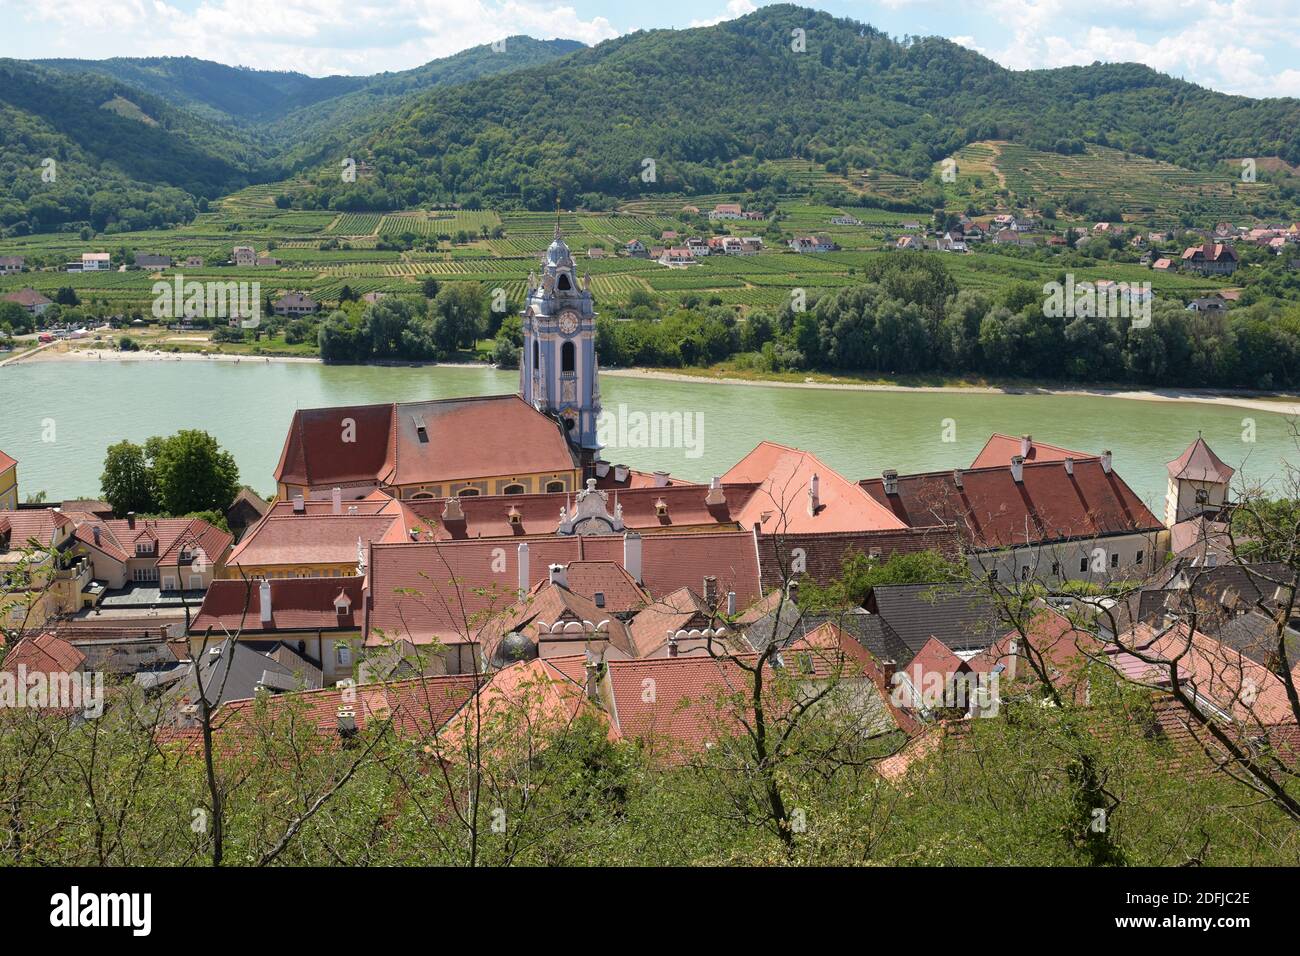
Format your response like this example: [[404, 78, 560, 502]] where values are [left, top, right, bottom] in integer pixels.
[[3, 0, 1298, 98]]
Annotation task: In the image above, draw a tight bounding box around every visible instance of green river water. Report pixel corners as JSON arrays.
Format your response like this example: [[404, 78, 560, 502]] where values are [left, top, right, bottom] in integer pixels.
[[0, 360, 1295, 513]]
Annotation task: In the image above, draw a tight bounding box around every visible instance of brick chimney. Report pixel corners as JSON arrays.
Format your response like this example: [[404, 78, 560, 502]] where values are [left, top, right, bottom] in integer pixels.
[[953, 469, 963, 490], [703, 575, 718, 607], [126, 512, 136, 529], [583, 659, 602, 702]]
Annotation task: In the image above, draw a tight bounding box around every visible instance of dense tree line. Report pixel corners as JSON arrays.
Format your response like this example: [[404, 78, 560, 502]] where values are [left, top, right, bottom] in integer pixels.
[[593, 254, 1300, 389]]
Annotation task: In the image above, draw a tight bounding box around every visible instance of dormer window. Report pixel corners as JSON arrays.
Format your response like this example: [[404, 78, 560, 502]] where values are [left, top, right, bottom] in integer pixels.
[[413, 416, 429, 443], [508, 506, 522, 526], [655, 498, 668, 517]]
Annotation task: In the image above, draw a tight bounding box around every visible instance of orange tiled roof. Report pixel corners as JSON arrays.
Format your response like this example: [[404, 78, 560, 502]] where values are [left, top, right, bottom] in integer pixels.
[[970, 433, 1093, 469], [723, 441, 908, 534]]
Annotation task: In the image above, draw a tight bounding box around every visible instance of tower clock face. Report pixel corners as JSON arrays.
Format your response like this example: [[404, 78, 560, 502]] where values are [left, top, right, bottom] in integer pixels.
[[558, 310, 580, 334]]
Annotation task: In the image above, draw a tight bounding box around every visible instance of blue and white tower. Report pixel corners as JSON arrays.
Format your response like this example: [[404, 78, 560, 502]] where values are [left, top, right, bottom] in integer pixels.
[[519, 224, 602, 454]]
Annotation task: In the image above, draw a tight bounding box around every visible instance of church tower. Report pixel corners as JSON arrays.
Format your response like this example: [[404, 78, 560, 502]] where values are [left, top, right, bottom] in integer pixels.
[[519, 224, 602, 454], [1164, 435, 1234, 527]]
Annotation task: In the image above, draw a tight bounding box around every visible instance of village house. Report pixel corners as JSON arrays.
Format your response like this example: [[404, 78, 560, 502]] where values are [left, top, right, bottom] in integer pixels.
[[708, 203, 745, 221], [0, 256, 24, 275], [1, 288, 52, 317], [895, 235, 923, 251], [0, 450, 16, 511], [831, 215, 862, 226], [934, 232, 968, 253], [1181, 242, 1238, 276], [190, 576, 365, 685], [624, 239, 648, 258], [65, 252, 110, 272], [70, 512, 233, 592], [658, 247, 695, 268], [271, 292, 318, 317], [133, 253, 172, 270], [1187, 295, 1228, 313], [232, 246, 256, 267], [0, 511, 99, 631], [789, 235, 838, 253], [184, 256, 204, 268], [859, 437, 1165, 583], [256, 255, 282, 267]]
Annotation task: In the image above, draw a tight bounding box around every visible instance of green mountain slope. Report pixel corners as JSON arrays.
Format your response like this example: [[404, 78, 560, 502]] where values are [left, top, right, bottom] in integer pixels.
[[292, 4, 1300, 211]]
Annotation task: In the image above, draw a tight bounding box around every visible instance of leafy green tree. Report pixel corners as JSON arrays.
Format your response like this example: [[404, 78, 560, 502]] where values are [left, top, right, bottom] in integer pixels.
[[100, 440, 157, 516], [150, 430, 240, 516]]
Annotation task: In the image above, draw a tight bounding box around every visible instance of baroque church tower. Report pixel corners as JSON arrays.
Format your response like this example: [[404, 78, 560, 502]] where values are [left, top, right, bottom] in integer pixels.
[[519, 224, 602, 454]]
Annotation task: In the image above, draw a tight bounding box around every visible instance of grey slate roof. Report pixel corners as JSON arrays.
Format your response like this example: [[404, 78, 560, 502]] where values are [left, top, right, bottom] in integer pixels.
[[864, 583, 1003, 657]]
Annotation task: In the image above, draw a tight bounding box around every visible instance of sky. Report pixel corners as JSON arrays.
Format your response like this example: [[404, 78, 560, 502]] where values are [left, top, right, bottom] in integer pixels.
[[3, 0, 1299, 98]]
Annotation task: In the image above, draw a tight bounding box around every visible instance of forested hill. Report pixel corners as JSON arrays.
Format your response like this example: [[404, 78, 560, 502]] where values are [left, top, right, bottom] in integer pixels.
[[3, 39, 582, 235], [0, 59, 271, 234], [294, 3, 1300, 210]]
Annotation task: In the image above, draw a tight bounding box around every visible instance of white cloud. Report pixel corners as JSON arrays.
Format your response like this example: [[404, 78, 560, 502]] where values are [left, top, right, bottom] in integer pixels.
[[14, 0, 620, 75], [690, 0, 757, 30]]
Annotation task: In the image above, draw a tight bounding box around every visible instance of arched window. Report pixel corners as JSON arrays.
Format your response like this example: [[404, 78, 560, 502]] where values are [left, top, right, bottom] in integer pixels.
[[456, 488, 481, 498], [545, 480, 565, 493], [411, 492, 435, 500], [502, 483, 525, 496], [532, 340, 539, 369], [561, 341, 575, 373], [557, 273, 572, 291]]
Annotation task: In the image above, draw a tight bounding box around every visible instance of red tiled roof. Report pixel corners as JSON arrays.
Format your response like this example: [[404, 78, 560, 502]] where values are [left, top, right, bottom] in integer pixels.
[[0, 633, 85, 678], [365, 531, 764, 647], [723, 441, 907, 534], [1, 288, 51, 308], [860, 457, 1162, 550], [70, 515, 232, 570], [1166, 436, 1234, 484], [627, 587, 714, 658], [192, 577, 364, 634], [0, 509, 72, 549], [405, 482, 757, 540], [274, 395, 576, 490], [0, 449, 15, 473], [970, 433, 1093, 469], [559, 561, 648, 613], [226, 512, 402, 568]]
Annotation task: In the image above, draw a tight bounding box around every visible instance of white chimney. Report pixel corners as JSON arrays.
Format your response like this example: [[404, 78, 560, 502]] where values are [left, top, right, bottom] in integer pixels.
[[584, 659, 601, 702], [808, 473, 820, 516], [613, 464, 629, 484], [1010, 455, 1024, 483], [653, 470, 670, 488], [623, 531, 642, 584], [726, 591, 737, 616], [517, 542, 530, 596], [1064, 457, 1074, 476], [953, 469, 963, 489], [331, 487, 342, 515], [549, 563, 568, 589], [1020, 434, 1032, 458], [883, 470, 899, 495], [337, 706, 357, 736], [442, 496, 464, 521], [292, 494, 305, 514], [595, 460, 611, 478], [1101, 450, 1113, 475], [705, 476, 726, 507], [259, 579, 272, 624], [666, 631, 679, 658]]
